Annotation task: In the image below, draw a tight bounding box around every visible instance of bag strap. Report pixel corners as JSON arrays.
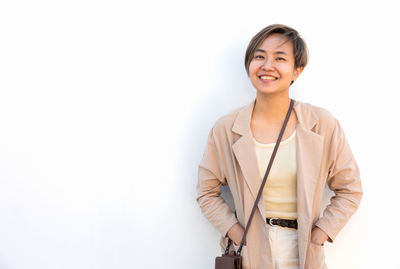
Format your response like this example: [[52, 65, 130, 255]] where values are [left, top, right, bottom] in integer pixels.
[[234, 98, 295, 255]]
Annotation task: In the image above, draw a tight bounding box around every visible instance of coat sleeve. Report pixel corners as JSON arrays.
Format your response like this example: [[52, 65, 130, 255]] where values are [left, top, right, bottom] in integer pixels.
[[315, 119, 363, 243], [196, 126, 238, 238]]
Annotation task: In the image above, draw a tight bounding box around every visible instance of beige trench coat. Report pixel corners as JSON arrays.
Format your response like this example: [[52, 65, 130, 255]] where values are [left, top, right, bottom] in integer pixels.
[[196, 98, 363, 269]]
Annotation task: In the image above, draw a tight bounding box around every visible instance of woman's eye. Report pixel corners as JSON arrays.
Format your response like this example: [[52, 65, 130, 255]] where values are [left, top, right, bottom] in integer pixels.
[[276, 57, 286, 61], [254, 55, 264, 59]]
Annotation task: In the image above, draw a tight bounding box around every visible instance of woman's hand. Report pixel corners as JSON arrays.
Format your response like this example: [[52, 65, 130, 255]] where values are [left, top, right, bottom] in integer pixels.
[[311, 226, 329, 246], [227, 223, 246, 246]]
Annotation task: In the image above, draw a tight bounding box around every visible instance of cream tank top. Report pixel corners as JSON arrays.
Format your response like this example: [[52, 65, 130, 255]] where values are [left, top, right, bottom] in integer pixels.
[[251, 129, 297, 220]]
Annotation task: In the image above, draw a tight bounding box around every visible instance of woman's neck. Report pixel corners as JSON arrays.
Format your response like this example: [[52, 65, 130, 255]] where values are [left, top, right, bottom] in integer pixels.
[[252, 92, 292, 125]]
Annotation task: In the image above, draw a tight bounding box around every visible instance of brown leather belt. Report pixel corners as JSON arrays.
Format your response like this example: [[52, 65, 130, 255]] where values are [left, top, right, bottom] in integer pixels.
[[266, 217, 298, 229]]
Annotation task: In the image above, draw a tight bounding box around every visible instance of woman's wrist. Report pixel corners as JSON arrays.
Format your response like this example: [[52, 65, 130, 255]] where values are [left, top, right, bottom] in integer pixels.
[[227, 223, 246, 246], [311, 226, 329, 245]]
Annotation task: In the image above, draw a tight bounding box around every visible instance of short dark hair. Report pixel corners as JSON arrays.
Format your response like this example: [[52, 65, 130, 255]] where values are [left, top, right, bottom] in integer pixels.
[[244, 24, 309, 76]]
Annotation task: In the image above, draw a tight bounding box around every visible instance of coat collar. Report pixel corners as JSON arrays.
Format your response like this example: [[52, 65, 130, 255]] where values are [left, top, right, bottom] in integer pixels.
[[230, 98, 324, 269], [231, 98, 319, 135]]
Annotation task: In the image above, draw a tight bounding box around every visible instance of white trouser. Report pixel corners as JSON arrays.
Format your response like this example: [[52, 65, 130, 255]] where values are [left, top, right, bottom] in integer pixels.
[[268, 225, 300, 269]]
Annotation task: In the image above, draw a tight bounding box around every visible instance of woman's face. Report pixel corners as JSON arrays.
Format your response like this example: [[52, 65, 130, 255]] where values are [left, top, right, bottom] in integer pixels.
[[248, 33, 303, 95]]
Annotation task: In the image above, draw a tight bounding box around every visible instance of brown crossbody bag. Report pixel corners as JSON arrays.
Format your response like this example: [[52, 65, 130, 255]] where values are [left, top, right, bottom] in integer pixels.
[[215, 98, 294, 269]]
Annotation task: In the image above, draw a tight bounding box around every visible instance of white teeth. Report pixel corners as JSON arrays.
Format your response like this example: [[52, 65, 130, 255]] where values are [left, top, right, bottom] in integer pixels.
[[260, 75, 277, 80]]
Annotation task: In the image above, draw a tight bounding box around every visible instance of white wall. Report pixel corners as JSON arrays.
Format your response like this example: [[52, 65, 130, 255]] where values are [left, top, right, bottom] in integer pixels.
[[0, 0, 399, 268]]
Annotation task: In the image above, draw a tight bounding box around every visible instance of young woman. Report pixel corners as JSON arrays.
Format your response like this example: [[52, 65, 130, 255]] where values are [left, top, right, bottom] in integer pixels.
[[196, 24, 363, 269]]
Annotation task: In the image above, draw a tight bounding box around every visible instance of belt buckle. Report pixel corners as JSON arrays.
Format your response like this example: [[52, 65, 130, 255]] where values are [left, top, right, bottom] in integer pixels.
[[268, 217, 279, 227]]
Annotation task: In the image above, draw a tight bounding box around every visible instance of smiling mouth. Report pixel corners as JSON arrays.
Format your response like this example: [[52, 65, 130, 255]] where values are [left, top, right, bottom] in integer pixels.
[[259, 75, 278, 81]]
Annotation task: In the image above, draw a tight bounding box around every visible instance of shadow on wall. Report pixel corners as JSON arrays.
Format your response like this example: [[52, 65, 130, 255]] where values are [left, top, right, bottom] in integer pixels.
[[221, 185, 235, 212]]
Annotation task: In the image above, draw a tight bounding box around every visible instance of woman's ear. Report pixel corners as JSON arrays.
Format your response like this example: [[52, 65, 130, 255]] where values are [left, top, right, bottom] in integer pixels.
[[292, 66, 304, 82]]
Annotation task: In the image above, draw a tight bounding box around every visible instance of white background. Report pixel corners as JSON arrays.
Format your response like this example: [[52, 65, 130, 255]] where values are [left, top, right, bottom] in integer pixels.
[[0, 0, 399, 268]]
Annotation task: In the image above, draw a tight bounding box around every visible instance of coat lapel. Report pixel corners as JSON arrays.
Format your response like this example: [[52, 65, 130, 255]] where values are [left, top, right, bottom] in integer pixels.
[[231, 98, 324, 269], [231, 99, 267, 221], [295, 107, 324, 269]]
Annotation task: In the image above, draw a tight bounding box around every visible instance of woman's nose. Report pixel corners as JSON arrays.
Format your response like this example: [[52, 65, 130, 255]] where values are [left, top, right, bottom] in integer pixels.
[[261, 58, 274, 70]]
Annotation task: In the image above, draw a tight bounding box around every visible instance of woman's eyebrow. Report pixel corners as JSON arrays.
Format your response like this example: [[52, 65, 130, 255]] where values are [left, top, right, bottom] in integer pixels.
[[255, 49, 288, 55]]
